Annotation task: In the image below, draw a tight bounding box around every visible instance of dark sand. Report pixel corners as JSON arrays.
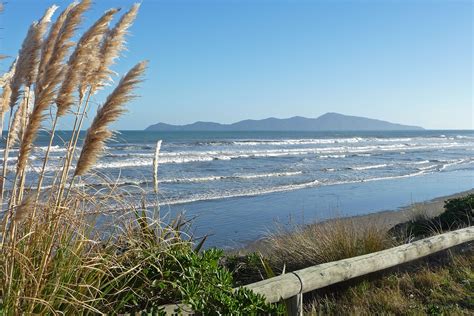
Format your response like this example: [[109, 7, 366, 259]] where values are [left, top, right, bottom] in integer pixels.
[[238, 189, 474, 254]]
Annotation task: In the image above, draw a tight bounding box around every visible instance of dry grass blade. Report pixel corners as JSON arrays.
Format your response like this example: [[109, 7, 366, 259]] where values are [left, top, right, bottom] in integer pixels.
[[91, 3, 140, 93], [267, 219, 392, 271], [74, 61, 147, 177]]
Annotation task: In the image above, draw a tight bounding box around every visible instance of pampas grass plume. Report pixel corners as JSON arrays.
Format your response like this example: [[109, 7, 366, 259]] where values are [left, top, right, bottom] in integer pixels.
[[91, 3, 140, 92], [7, 98, 27, 150], [74, 61, 147, 176], [56, 7, 119, 116], [37, 2, 76, 86], [16, 0, 91, 174]]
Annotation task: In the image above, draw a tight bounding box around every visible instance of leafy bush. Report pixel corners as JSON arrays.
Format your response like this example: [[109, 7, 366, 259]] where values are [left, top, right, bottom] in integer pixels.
[[390, 194, 474, 239], [166, 248, 282, 315], [440, 194, 474, 229], [222, 253, 267, 287], [102, 212, 282, 315]]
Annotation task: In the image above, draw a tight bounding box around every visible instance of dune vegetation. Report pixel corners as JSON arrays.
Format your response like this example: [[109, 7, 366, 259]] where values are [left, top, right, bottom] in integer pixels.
[[225, 193, 473, 315]]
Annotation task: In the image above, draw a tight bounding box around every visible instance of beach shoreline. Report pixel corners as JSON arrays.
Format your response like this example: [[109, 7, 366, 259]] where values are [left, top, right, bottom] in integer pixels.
[[239, 188, 474, 253]]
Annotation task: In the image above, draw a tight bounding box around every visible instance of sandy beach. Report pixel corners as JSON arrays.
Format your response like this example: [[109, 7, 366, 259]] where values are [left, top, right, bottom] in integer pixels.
[[325, 188, 474, 230], [240, 188, 474, 253]]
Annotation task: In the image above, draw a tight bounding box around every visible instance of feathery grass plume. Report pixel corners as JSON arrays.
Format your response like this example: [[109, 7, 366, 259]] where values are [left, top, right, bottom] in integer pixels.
[[7, 5, 56, 110], [10, 5, 58, 103], [37, 3, 76, 86], [80, 8, 124, 98], [153, 140, 162, 194], [0, 60, 17, 137], [16, 86, 55, 174], [90, 3, 140, 93], [16, 1, 91, 174], [1, 84, 12, 113], [56, 8, 119, 116], [74, 61, 147, 177], [36, 0, 90, 94], [25, 5, 58, 86], [0, 58, 17, 88], [0, 84, 12, 137], [8, 23, 36, 110], [7, 98, 27, 150]]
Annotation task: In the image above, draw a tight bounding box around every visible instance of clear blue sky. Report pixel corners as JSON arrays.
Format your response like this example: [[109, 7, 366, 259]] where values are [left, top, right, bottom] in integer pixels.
[[1, 0, 472, 130]]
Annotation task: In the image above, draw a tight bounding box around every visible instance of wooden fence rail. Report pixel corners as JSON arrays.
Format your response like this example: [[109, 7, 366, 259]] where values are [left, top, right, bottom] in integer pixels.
[[244, 226, 473, 315], [161, 226, 473, 315]]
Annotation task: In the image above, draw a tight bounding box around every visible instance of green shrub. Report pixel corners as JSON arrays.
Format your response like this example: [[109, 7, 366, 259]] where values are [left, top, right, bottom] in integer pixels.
[[390, 194, 474, 239], [168, 248, 282, 315], [440, 194, 474, 229], [222, 253, 267, 287], [101, 212, 282, 315], [110, 246, 282, 314]]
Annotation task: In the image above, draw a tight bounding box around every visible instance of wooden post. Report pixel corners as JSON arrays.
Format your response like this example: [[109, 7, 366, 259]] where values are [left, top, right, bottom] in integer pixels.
[[286, 293, 303, 316]]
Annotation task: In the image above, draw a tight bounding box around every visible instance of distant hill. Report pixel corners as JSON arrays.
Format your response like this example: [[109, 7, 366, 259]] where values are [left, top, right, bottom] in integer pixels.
[[145, 113, 424, 131]]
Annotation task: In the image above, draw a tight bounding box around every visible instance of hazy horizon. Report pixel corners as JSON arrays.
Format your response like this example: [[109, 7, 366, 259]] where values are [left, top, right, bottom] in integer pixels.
[[3, 113, 474, 131], [1, 0, 472, 130]]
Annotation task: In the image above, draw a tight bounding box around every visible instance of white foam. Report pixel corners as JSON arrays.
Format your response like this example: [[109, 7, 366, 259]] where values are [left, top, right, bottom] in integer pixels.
[[231, 137, 365, 146], [163, 180, 321, 205], [37, 145, 68, 153], [409, 160, 430, 165], [350, 164, 388, 171], [361, 170, 427, 182], [319, 155, 346, 159], [439, 158, 470, 171], [162, 171, 303, 183], [161, 169, 434, 206], [415, 164, 436, 170]]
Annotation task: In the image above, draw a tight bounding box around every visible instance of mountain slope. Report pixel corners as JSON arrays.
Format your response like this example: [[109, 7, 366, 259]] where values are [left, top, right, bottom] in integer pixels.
[[145, 113, 424, 131]]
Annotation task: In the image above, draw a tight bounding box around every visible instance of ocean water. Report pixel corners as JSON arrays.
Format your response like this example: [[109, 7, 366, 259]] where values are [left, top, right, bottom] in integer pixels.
[[8, 130, 474, 248]]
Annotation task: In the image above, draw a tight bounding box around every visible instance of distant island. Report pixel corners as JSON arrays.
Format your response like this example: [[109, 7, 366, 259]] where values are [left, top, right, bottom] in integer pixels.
[[145, 112, 424, 131]]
